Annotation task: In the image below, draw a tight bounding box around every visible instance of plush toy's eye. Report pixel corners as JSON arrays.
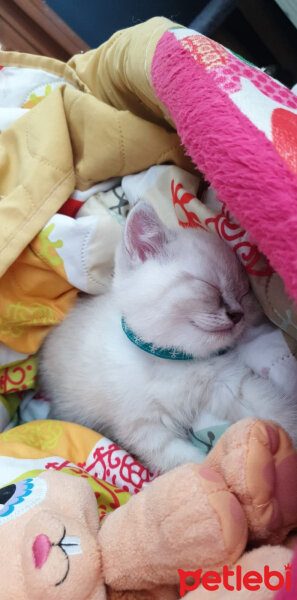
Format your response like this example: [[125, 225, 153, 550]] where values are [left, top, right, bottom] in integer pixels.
[[0, 484, 16, 505], [0, 478, 47, 524]]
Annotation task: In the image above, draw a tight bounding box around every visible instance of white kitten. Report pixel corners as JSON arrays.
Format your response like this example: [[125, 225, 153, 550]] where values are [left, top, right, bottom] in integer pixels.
[[39, 202, 297, 472]]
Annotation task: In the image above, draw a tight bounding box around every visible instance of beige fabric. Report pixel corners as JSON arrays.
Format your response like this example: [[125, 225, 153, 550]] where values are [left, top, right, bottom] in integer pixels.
[[76, 187, 126, 295], [0, 17, 193, 279], [67, 18, 175, 127]]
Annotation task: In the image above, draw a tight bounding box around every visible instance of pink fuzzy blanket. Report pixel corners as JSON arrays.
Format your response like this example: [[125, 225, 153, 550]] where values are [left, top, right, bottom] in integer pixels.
[[151, 29, 297, 306]]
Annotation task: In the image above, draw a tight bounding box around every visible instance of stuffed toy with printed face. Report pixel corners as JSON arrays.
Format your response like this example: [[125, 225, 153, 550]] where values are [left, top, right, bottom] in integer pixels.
[[0, 471, 105, 600], [1, 418, 297, 600]]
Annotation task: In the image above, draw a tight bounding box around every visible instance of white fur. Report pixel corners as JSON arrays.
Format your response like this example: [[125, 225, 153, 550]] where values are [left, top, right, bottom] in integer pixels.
[[39, 203, 297, 472]]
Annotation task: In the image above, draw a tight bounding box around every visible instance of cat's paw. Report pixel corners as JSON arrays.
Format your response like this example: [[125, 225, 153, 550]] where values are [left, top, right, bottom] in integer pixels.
[[205, 418, 297, 544]]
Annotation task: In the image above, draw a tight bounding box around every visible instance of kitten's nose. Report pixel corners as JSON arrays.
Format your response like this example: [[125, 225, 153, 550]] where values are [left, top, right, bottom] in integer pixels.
[[227, 311, 243, 325]]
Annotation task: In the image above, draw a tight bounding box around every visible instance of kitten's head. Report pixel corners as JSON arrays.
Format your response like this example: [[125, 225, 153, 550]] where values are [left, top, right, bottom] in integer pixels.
[[113, 202, 261, 358]]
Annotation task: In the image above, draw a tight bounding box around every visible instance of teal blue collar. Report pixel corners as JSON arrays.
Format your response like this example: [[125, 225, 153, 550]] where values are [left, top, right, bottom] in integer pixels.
[[121, 318, 230, 361], [121, 317, 194, 360]]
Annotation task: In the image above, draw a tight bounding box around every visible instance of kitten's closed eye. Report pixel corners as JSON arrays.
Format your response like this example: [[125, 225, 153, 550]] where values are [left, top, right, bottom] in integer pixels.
[[238, 289, 250, 302]]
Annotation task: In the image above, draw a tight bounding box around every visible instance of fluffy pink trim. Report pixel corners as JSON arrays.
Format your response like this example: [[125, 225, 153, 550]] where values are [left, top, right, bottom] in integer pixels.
[[151, 32, 297, 304]]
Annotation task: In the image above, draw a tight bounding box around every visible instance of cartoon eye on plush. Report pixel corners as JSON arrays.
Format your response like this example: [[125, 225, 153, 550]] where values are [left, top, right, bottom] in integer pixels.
[[0, 478, 47, 524]]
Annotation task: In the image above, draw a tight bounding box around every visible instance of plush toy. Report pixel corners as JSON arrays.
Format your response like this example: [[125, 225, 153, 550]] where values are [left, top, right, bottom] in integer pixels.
[[1, 418, 297, 600]]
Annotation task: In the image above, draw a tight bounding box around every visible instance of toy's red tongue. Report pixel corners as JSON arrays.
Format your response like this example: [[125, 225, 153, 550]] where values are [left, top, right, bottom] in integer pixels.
[[32, 534, 51, 568]]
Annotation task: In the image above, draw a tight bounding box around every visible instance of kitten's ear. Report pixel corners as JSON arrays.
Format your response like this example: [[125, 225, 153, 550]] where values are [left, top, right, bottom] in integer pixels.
[[124, 202, 170, 262]]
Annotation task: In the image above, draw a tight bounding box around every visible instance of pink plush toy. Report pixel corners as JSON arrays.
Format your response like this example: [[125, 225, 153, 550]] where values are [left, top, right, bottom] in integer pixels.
[[1, 418, 297, 600]]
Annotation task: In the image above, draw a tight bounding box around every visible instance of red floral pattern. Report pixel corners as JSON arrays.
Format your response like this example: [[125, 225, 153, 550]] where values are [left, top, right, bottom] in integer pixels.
[[181, 33, 297, 109], [85, 438, 157, 494], [45, 457, 129, 520], [181, 36, 228, 71], [171, 178, 271, 277], [0, 365, 26, 393], [0, 358, 36, 394], [205, 205, 272, 276], [171, 179, 206, 229]]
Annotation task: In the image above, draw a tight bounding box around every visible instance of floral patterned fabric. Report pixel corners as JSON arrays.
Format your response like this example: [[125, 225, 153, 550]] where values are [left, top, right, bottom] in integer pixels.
[[0, 420, 156, 520]]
